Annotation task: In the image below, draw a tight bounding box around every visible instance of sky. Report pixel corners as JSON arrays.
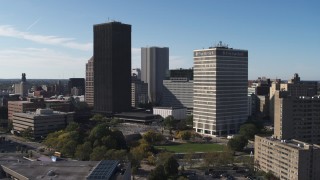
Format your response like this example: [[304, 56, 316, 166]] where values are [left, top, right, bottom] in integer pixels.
[[0, 0, 319, 80]]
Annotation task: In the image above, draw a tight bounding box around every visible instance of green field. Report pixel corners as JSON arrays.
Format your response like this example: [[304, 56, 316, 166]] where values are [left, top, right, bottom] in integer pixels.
[[156, 143, 225, 153]]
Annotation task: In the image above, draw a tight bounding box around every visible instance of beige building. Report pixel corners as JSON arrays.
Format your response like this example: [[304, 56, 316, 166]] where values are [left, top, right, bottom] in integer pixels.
[[12, 109, 73, 139], [273, 91, 320, 144], [85, 56, 94, 106], [193, 44, 248, 136], [8, 98, 71, 122], [269, 74, 317, 120], [254, 135, 320, 180]]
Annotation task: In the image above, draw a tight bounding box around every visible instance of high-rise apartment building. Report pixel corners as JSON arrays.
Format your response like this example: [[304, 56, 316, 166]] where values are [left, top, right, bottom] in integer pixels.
[[193, 43, 248, 136], [85, 57, 94, 106], [273, 91, 320, 144], [269, 74, 317, 120], [141, 47, 169, 104], [254, 135, 320, 180], [93, 22, 131, 114]]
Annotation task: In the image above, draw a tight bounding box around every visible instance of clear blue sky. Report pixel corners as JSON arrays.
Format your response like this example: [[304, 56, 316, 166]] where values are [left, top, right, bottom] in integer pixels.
[[0, 0, 319, 80]]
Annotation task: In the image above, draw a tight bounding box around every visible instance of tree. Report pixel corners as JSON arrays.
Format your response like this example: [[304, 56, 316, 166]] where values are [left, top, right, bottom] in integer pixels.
[[105, 149, 128, 161], [90, 146, 108, 160], [179, 131, 192, 140], [75, 141, 92, 160], [186, 115, 193, 126], [148, 165, 167, 180], [227, 135, 248, 151], [265, 171, 280, 180], [65, 122, 79, 132], [142, 130, 164, 145], [163, 115, 175, 129], [157, 152, 179, 177], [21, 127, 34, 140], [239, 123, 259, 140], [164, 156, 179, 177], [90, 114, 107, 122]]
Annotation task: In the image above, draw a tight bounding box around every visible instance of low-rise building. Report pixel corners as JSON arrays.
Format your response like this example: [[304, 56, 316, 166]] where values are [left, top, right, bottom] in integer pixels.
[[254, 135, 320, 180], [0, 160, 131, 180], [153, 107, 187, 120], [12, 108, 73, 139]]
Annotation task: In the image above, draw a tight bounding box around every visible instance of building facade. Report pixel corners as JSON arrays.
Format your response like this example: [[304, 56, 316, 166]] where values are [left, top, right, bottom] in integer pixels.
[[14, 73, 28, 97], [12, 109, 73, 138], [162, 77, 193, 114], [153, 107, 187, 120], [8, 98, 70, 122], [68, 78, 85, 96], [131, 76, 148, 108], [141, 47, 169, 104], [269, 74, 317, 120], [193, 44, 248, 136], [85, 57, 94, 106], [254, 135, 320, 180], [93, 22, 131, 114], [273, 91, 320, 144]]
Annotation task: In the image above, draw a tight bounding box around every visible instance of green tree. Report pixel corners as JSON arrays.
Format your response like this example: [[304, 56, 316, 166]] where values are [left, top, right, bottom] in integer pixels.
[[90, 113, 107, 122], [227, 135, 248, 151], [61, 140, 77, 157], [157, 152, 179, 177], [186, 115, 193, 126], [239, 123, 259, 140], [265, 171, 279, 180], [90, 146, 108, 160], [163, 115, 175, 129], [21, 127, 34, 140], [180, 131, 192, 140], [75, 141, 92, 160], [105, 149, 128, 161], [142, 130, 164, 145], [163, 156, 179, 177], [148, 165, 167, 180], [65, 122, 79, 132]]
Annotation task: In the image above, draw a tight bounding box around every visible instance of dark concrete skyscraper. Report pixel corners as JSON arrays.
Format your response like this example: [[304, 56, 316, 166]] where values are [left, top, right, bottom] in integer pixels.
[[141, 47, 169, 104], [93, 22, 131, 114]]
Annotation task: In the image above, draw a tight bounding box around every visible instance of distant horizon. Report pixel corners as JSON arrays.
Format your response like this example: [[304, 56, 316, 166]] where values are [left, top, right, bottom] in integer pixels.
[[1, 1, 319, 80]]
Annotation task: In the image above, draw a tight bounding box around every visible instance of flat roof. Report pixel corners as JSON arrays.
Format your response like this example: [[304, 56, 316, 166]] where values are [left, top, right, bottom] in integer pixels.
[[1, 161, 100, 180]]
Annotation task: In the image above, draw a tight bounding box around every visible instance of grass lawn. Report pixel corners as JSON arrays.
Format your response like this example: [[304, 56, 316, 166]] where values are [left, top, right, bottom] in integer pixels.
[[156, 143, 226, 153]]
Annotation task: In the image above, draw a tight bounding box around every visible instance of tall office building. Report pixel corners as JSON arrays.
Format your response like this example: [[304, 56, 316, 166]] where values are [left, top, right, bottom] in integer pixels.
[[93, 22, 131, 114], [141, 47, 169, 104], [85, 57, 94, 106], [193, 43, 248, 136]]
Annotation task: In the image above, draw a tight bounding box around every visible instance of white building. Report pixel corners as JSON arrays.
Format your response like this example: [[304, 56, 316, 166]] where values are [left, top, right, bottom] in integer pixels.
[[193, 43, 248, 136], [153, 107, 187, 120]]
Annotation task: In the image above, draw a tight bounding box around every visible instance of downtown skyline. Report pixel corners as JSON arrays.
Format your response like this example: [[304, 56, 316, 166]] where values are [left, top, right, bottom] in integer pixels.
[[0, 0, 319, 80]]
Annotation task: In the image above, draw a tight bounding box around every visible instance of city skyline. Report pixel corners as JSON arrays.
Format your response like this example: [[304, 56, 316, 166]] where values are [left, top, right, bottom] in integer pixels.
[[0, 1, 319, 80]]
